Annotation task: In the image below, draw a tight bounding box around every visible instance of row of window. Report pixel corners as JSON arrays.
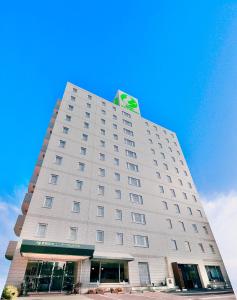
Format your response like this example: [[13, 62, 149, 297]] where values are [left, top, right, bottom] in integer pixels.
[[36, 222, 215, 253]]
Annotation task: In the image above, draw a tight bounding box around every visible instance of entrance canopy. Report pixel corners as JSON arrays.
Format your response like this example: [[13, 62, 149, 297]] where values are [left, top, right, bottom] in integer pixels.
[[93, 251, 134, 261], [20, 239, 94, 259]]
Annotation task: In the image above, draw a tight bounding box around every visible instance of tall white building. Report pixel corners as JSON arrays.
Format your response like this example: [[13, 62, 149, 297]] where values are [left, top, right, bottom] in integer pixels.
[[5, 82, 231, 293]]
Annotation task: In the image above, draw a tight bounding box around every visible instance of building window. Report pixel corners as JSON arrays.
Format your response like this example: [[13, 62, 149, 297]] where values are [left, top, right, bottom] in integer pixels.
[[156, 134, 160, 139], [203, 225, 208, 234], [98, 185, 105, 196], [78, 162, 85, 171], [113, 106, 117, 111], [179, 221, 186, 231], [101, 109, 106, 115], [115, 209, 122, 220], [63, 126, 69, 134], [99, 153, 105, 161], [153, 160, 158, 166], [151, 149, 155, 155], [96, 230, 104, 242], [171, 156, 176, 162], [123, 128, 134, 136], [55, 155, 63, 165], [122, 111, 131, 118], [124, 138, 135, 147], [199, 243, 205, 253], [209, 244, 215, 254], [159, 186, 164, 193], [99, 168, 105, 177], [82, 134, 88, 141], [183, 192, 187, 200], [123, 119, 132, 127], [187, 207, 192, 215], [166, 218, 172, 229], [116, 232, 123, 245], [128, 177, 141, 187], [147, 129, 151, 135], [205, 266, 224, 282], [85, 112, 90, 118], [113, 123, 117, 129], [75, 180, 83, 190], [97, 206, 104, 217], [193, 195, 197, 202], [71, 95, 76, 101], [113, 114, 117, 120], [156, 171, 161, 178], [114, 158, 119, 166], [125, 149, 137, 158], [37, 223, 47, 237], [163, 163, 168, 170], [130, 193, 143, 204], [69, 227, 78, 240], [160, 152, 165, 159], [114, 145, 119, 152], [68, 105, 74, 111], [114, 172, 120, 181], [162, 201, 168, 210], [170, 239, 178, 250], [101, 101, 106, 106], [49, 174, 58, 185], [100, 140, 105, 147], [80, 147, 86, 155], [87, 103, 91, 108], [43, 196, 53, 209], [192, 224, 198, 233], [59, 140, 66, 148], [184, 241, 191, 252], [88, 94, 92, 99], [148, 139, 153, 144], [167, 175, 172, 183], [84, 122, 89, 129], [175, 167, 179, 174], [72, 201, 80, 213], [174, 204, 180, 214], [100, 129, 105, 135], [73, 88, 77, 93], [188, 182, 192, 189], [170, 189, 176, 197], [115, 189, 121, 199], [197, 209, 203, 217], [131, 212, 146, 224], [127, 162, 139, 172], [101, 118, 105, 125], [158, 143, 162, 149], [113, 134, 118, 140], [133, 235, 149, 248], [65, 115, 71, 122], [184, 170, 188, 176]]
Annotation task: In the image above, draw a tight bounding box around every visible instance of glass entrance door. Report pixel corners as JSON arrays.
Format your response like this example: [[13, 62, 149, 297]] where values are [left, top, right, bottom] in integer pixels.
[[24, 261, 75, 293], [178, 264, 202, 289]]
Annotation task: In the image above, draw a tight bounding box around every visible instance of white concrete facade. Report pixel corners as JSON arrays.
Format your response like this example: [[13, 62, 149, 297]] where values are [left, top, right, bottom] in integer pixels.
[[5, 82, 231, 292]]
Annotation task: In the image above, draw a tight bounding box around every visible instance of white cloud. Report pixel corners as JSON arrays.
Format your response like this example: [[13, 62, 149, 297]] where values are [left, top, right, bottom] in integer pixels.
[[202, 191, 237, 295], [0, 185, 27, 295]]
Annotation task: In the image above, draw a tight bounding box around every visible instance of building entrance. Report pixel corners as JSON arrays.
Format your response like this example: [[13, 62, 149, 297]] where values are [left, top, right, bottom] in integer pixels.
[[172, 263, 202, 289], [23, 261, 75, 293]]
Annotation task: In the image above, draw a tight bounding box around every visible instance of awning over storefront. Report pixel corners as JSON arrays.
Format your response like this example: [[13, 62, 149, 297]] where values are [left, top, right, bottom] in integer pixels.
[[93, 251, 134, 261], [20, 239, 95, 258]]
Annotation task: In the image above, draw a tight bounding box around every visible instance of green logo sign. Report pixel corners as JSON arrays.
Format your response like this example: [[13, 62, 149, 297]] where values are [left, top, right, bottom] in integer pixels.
[[113, 90, 140, 115]]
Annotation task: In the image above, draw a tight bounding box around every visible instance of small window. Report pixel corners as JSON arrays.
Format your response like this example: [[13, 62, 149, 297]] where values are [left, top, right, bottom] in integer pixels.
[[100, 140, 105, 147], [171, 156, 175, 162], [49, 174, 58, 185], [170, 189, 176, 197], [73, 88, 77, 93], [131, 212, 146, 224], [179, 221, 186, 231], [101, 109, 106, 115], [101, 118, 105, 125], [113, 106, 117, 111], [85, 112, 90, 118], [163, 163, 168, 170], [114, 145, 119, 152], [174, 204, 180, 214], [127, 162, 139, 172], [55, 155, 63, 165], [203, 226, 208, 234], [97, 206, 104, 217], [80, 147, 86, 155], [71, 96, 76, 101], [65, 115, 71, 122], [113, 114, 117, 120], [102, 101, 106, 107], [183, 192, 188, 200], [209, 244, 215, 254], [124, 138, 135, 147], [192, 195, 197, 202], [86, 103, 91, 108], [128, 177, 141, 187], [82, 134, 88, 141], [84, 122, 89, 129], [72, 201, 80, 213], [187, 207, 193, 215], [184, 241, 191, 252], [43, 196, 53, 209], [188, 182, 192, 189], [175, 167, 179, 174], [113, 134, 118, 140], [69, 227, 77, 240], [78, 162, 85, 171], [123, 128, 134, 136], [199, 243, 205, 253], [114, 158, 119, 166], [59, 140, 66, 148], [100, 129, 105, 135], [123, 119, 132, 127], [162, 201, 168, 210], [156, 171, 161, 178], [160, 152, 165, 159], [170, 239, 178, 250], [63, 127, 69, 134], [122, 111, 131, 118], [197, 209, 203, 217], [130, 193, 143, 204], [88, 94, 92, 99], [75, 180, 83, 190], [179, 179, 183, 186], [192, 224, 198, 233], [151, 149, 155, 155], [114, 172, 120, 181], [96, 230, 104, 242], [99, 153, 105, 161], [37, 223, 47, 237], [113, 123, 117, 129], [125, 149, 137, 158], [98, 168, 105, 177], [115, 209, 122, 220], [148, 139, 153, 144], [98, 185, 105, 196], [68, 105, 74, 111], [166, 218, 172, 229], [159, 186, 164, 193], [116, 232, 123, 245], [133, 235, 149, 247], [167, 175, 172, 183], [115, 189, 121, 199]]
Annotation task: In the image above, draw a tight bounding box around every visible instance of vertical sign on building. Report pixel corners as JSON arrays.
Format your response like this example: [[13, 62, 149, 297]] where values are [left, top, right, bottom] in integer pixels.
[[113, 90, 140, 115]]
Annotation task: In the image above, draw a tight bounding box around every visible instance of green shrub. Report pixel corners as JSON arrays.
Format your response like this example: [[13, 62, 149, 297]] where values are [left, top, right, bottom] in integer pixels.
[[2, 285, 19, 299]]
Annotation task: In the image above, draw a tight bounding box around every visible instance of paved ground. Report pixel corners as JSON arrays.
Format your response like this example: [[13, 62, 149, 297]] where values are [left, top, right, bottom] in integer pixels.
[[19, 291, 236, 300]]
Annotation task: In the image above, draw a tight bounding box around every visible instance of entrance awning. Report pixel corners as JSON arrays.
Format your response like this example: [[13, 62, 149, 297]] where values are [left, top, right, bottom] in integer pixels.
[[20, 239, 94, 258], [93, 251, 134, 261]]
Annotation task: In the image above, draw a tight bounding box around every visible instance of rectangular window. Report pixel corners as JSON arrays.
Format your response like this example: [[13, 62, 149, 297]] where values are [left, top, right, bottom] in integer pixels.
[[75, 180, 83, 190], [122, 111, 131, 118], [166, 218, 172, 229], [114, 145, 119, 152], [85, 112, 90, 118], [170, 239, 178, 250], [65, 115, 71, 122], [116, 232, 123, 245], [73, 88, 77, 93], [125, 149, 137, 158], [100, 129, 105, 135], [123, 128, 134, 136], [113, 114, 117, 120], [55, 155, 63, 165], [49, 174, 58, 185], [63, 126, 69, 134], [127, 162, 139, 172], [170, 189, 176, 197], [123, 119, 132, 127], [183, 192, 187, 199], [82, 133, 88, 141], [99, 153, 105, 161], [124, 138, 135, 147], [193, 195, 197, 202], [114, 172, 120, 181], [101, 118, 105, 125], [131, 212, 146, 224], [84, 122, 89, 129], [133, 235, 149, 247], [100, 140, 105, 147], [151, 149, 155, 155], [159, 185, 164, 193], [203, 225, 208, 234], [72, 201, 80, 213], [101, 109, 106, 115], [209, 244, 215, 254], [205, 266, 224, 282], [167, 175, 172, 183], [162, 201, 168, 210], [114, 158, 119, 165], [88, 94, 92, 99], [113, 134, 118, 140], [184, 241, 191, 252], [68, 105, 74, 111], [37, 223, 47, 237], [197, 209, 203, 217], [80, 147, 86, 155], [187, 207, 192, 215], [115, 189, 121, 199], [59, 140, 66, 148], [115, 209, 122, 220], [163, 163, 168, 170], [179, 221, 186, 231], [87, 103, 91, 108], [78, 162, 85, 171], [69, 227, 77, 240], [174, 204, 180, 213], [71, 95, 76, 101], [113, 123, 117, 129], [130, 193, 143, 204], [97, 206, 104, 217], [156, 171, 161, 178], [192, 224, 198, 233], [43, 196, 53, 209], [96, 230, 104, 242], [128, 176, 141, 187], [199, 243, 205, 253], [153, 159, 158, 165], [98, 168, 105, 177], [98, 185, 105, 196]]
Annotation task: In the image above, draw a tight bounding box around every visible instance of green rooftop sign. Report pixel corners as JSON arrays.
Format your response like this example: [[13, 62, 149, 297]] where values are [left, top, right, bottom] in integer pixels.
[[113, 90, 140, 115]]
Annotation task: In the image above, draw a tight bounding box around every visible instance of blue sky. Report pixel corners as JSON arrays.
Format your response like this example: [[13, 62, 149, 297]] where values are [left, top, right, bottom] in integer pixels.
[[0, 0, 237, 292]]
